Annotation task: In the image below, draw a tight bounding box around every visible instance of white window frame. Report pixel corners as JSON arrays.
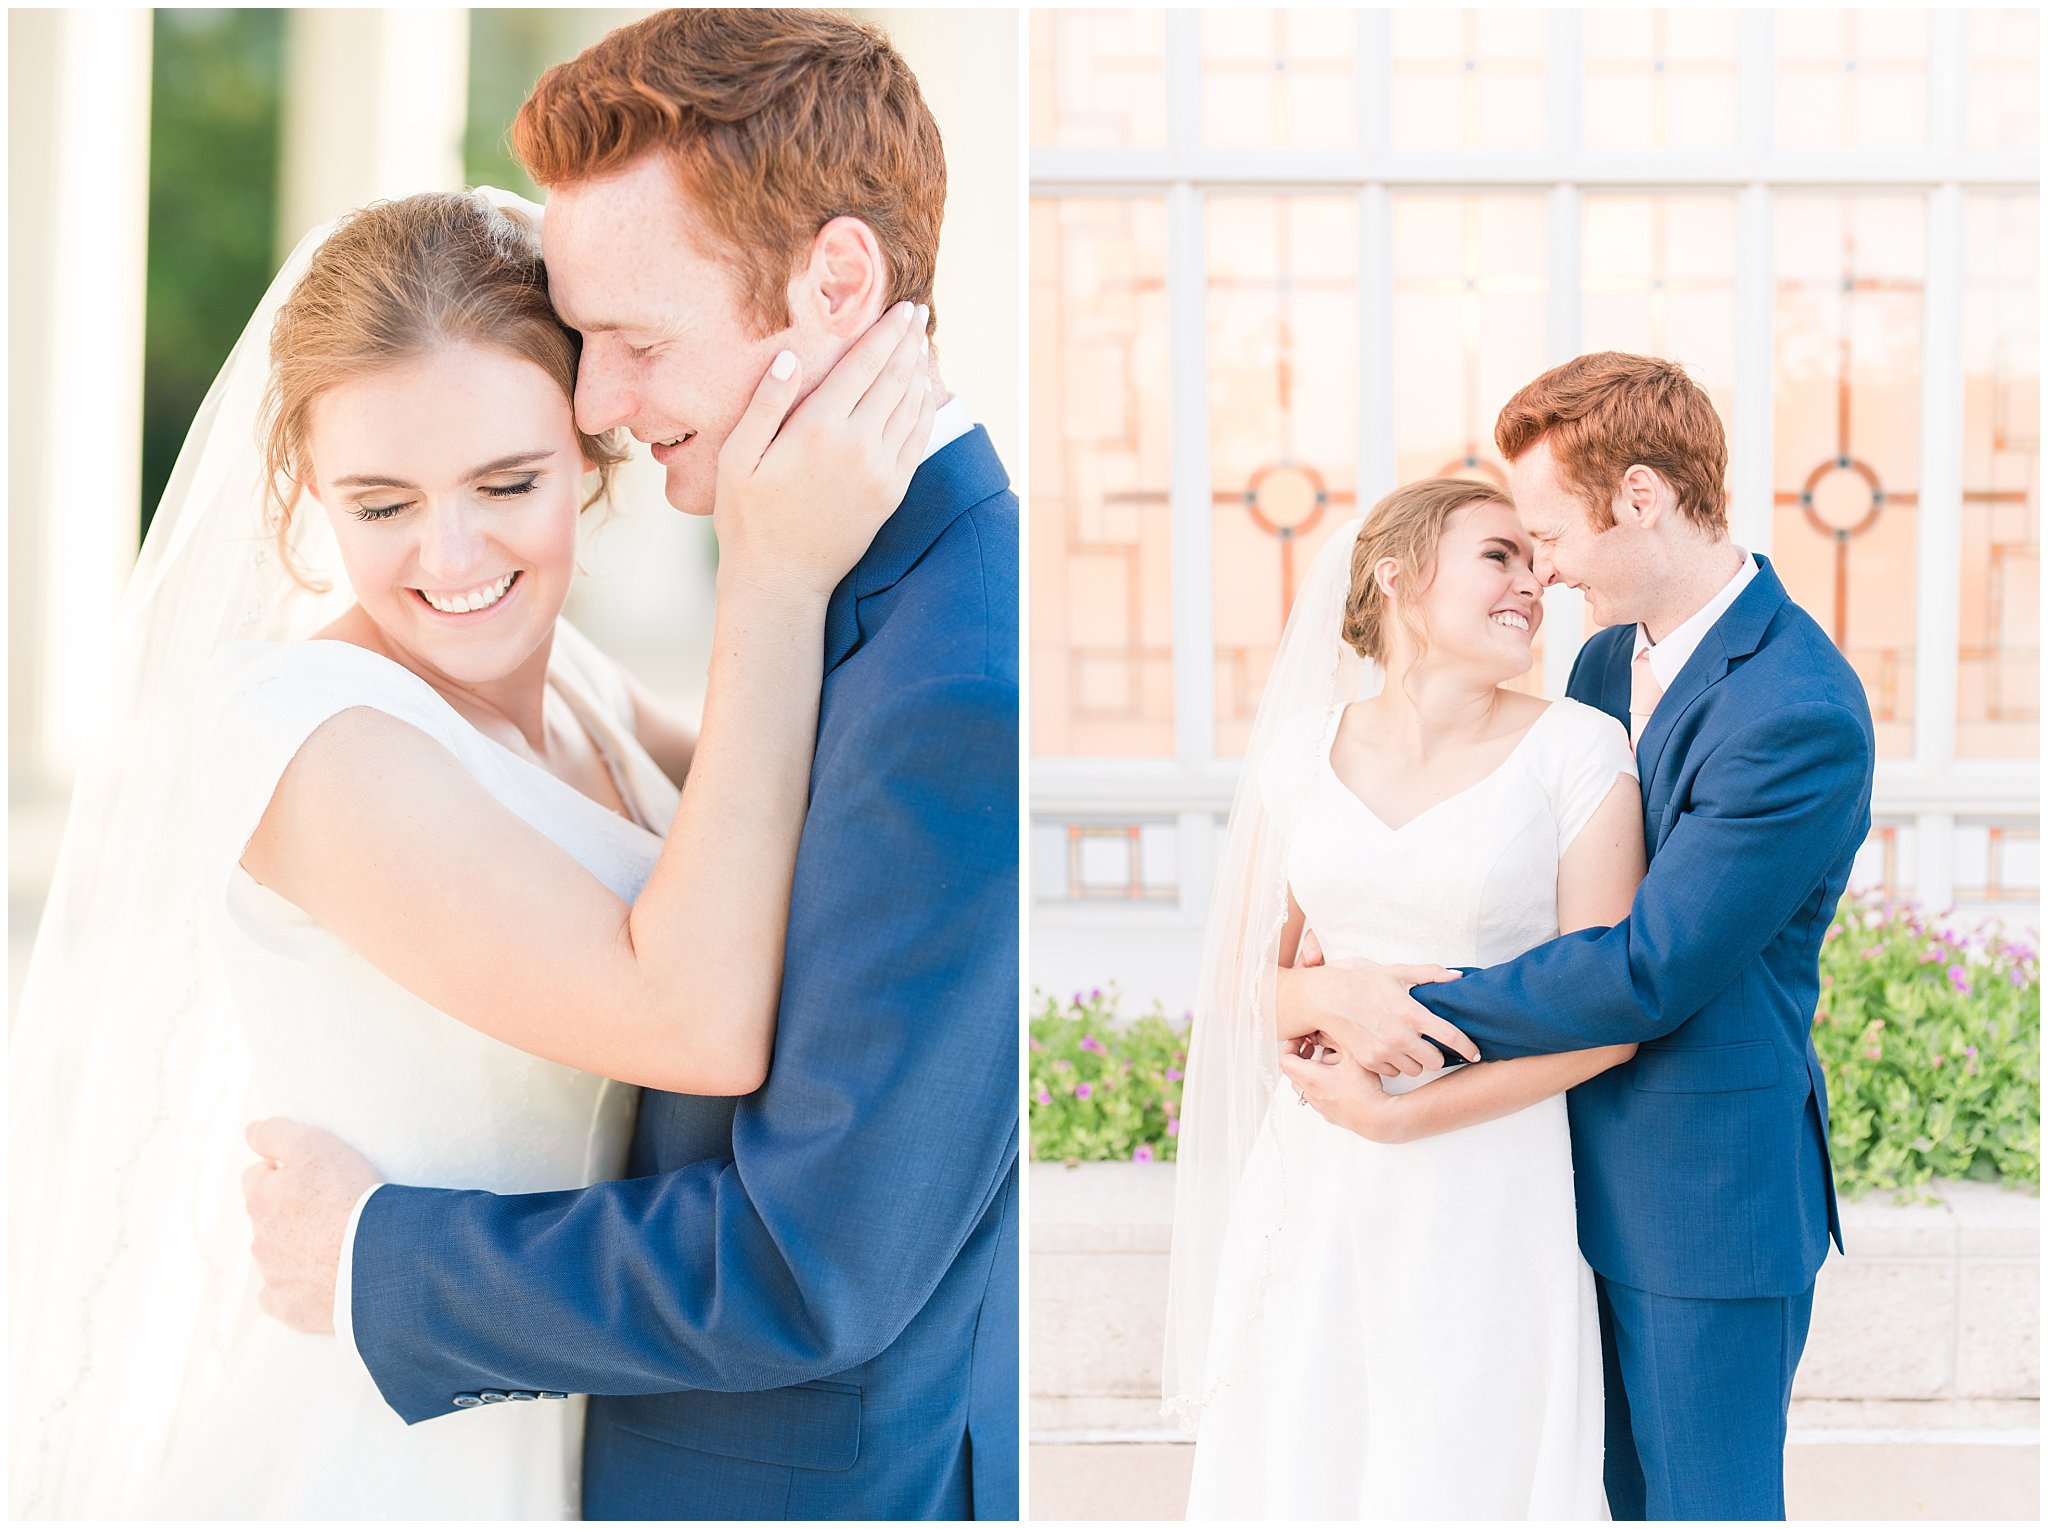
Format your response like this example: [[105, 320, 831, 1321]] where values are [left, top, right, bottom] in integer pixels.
[[1031, 8, 2039, 932]]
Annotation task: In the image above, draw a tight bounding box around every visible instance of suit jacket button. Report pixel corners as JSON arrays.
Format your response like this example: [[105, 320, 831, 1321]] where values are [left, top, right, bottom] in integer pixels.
[[539, 1391, 569, 1400], [507, 1390, 538, 1401], [478, 1389, 509, 1403], [452, 1393, 483, 1407]]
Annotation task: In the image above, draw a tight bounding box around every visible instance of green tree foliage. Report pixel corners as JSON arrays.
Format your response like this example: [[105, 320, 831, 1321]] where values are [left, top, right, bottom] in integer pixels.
[[141, 8, 283, 535]]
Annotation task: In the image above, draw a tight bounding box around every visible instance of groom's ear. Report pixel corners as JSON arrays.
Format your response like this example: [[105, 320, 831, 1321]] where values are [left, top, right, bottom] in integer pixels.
[[1619, 464, 1672, 530], [793, 216, 891, 340]]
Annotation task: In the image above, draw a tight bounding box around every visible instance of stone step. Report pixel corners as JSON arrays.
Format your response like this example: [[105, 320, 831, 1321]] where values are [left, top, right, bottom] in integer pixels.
[[1027, 1438, 2043, 1522]]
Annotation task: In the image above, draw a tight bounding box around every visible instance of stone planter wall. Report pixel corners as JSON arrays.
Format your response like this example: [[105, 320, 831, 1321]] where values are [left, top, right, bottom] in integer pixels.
[[1029, 1161, 2040, 1433]]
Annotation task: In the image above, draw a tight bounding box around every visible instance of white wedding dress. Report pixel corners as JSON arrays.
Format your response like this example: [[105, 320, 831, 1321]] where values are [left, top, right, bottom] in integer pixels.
[[1184, 697, 1634, 1521], [142, 619, 677, 1520]]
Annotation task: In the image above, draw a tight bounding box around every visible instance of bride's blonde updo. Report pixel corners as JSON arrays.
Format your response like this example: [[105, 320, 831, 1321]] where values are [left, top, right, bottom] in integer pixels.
[[1342, 477, 1516, 662], [260, 190, 628, 584]]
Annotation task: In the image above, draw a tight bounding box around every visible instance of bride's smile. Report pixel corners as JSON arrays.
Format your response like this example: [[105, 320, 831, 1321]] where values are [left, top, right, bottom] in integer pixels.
[[306, 343, 591, 693]]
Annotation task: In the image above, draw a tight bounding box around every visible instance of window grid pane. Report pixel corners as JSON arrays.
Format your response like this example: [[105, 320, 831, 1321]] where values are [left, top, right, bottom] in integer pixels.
[[1029, 7, 1168, 150], [1198, 9, 1358, 151], [1030, 197, 1176, 757], [1580, 191, 1740, 639], [1581, 9, 1742, 153], [1773, 8, 1931, 152], [1771, 194, 1927, 758], [1965, 8, 2040, 154], [1389, 9, 1548, 153], [1391, 192, 1549, 690], [1207, 195, 1360, 757], [1958, 192, 2040, 759]]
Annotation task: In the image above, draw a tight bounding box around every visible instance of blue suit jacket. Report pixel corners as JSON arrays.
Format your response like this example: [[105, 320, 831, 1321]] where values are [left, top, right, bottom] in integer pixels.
[[1415, 557, 1872, 1300], [351, 428, 1020, 1520]]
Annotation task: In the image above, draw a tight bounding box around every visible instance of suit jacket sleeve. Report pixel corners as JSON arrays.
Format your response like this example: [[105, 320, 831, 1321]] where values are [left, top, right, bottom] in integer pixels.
[[1414, 699, 1871, 1058], [347, 672, 1021, 1423]]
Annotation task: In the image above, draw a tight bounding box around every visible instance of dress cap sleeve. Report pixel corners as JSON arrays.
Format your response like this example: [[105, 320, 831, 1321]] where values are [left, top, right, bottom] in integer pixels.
[[199, 640, 466, 884], [1544, 698, 1639, 851]]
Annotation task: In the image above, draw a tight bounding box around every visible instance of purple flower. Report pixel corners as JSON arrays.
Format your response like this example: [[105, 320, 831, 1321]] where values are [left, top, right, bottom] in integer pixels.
[[1165, 1068, 1183, 1083], [1035, 1088, 1052, 1106], [1166, 1118, 1180, 1137], [1132, 1144, 1154, 1164], [1947, 964, 1973, 996], [1072, 991, 1085, 1007], [1861, 945, 1884, 960], [1029, 1036, 1043, 1052], [1079, 1034, 1104, 1053], [1074, 1082, 1093, 1100], [1964, 1045, 1979, 1059], [1090, 986, 1103, 1001], [1865, 1046, 1883, 1061], [1919, 948, 1941, 964], [2010, 968, 2029, 988], [1053, 1058, 1072, 1072]]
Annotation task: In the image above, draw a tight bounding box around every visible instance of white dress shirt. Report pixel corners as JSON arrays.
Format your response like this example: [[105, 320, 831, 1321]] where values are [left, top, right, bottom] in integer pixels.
[[1629, 549, 1758, 743], [332, 390, 979, 1362]]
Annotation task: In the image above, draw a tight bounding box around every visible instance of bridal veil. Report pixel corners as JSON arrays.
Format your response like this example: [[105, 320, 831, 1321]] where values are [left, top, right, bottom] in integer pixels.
[[1160, 514, 1384, 1428], [7, 190, 540, 1516]]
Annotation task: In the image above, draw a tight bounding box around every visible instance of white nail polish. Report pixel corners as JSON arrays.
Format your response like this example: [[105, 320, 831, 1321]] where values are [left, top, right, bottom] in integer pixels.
[[770, 350, 796, 380]]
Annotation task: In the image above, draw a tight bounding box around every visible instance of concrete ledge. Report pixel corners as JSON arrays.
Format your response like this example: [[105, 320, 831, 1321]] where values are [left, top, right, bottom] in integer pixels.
[[1029, 1162, 2041, 1405], [1028, 1438, 2043, 1522]]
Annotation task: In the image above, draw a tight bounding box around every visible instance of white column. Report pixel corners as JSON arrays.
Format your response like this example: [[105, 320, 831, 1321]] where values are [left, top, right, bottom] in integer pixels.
[[861, 7, 1021, 466], [1542, 180, 1587, 696], [1731, 182, 1776, 556], [1358, 183, 1396, 509], [1166, 178, 1216, 774], [1911, 11, 1970, 909], [276, 9, 470, 258], [1357, 11, 1394, 510], [10, 10, 154, 783], [1164, 12, 1215, 773], [1913, 183, 1964, 778], [1730, 11, 1777, 557]]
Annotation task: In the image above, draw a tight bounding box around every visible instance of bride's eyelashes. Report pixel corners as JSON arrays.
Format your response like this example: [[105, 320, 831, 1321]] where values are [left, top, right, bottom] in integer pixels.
[[350, 476, 541, 521]]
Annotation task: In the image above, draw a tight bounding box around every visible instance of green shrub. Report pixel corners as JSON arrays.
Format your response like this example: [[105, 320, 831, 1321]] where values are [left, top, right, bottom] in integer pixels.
[[1029, 987, 1186, 1164], [1030, 898, 2042, 1197], [1813, 898, 2039, 1197]]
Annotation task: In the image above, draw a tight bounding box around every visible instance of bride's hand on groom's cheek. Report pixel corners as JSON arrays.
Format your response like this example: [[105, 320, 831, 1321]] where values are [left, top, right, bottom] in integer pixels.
[[713, 300, 938, 604], [243, 1118, 380, 1334]]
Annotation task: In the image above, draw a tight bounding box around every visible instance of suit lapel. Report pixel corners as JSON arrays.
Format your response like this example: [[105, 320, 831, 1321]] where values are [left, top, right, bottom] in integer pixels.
[[1635, 555, 1790, 784], [823, 426, 1009, 673]]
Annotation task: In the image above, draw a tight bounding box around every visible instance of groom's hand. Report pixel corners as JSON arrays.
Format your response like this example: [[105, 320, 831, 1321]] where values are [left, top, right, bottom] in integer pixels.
[[1278, 958, 1475, 1077], [243, 1118, 380, 1334]]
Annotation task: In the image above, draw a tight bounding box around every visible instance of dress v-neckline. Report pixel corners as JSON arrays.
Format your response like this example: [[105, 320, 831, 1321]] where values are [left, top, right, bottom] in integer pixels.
[[304, 638, 656, 837], [1322, 699, 1559, 835]]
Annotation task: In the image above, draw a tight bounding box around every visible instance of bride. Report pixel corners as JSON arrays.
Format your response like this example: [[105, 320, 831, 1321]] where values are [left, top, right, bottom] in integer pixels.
[[8, 189, 932, 1518], [1164, 478, 1647, 1519]]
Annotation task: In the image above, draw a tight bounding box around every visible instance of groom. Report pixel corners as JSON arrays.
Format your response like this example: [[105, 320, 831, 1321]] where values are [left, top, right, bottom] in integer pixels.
[[1282, 353, 1874, 1521], [245, 11, 1018, 1520]]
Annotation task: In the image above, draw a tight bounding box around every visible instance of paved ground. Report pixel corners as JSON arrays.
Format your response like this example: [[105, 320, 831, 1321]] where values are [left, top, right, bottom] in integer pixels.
[[1029, 1438, 2043, 1520]]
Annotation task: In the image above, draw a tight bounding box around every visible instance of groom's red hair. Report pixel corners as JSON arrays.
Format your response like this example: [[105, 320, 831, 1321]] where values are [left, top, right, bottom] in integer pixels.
[[1496, 352, 1730, 535], [512, 8, 946, 340]]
